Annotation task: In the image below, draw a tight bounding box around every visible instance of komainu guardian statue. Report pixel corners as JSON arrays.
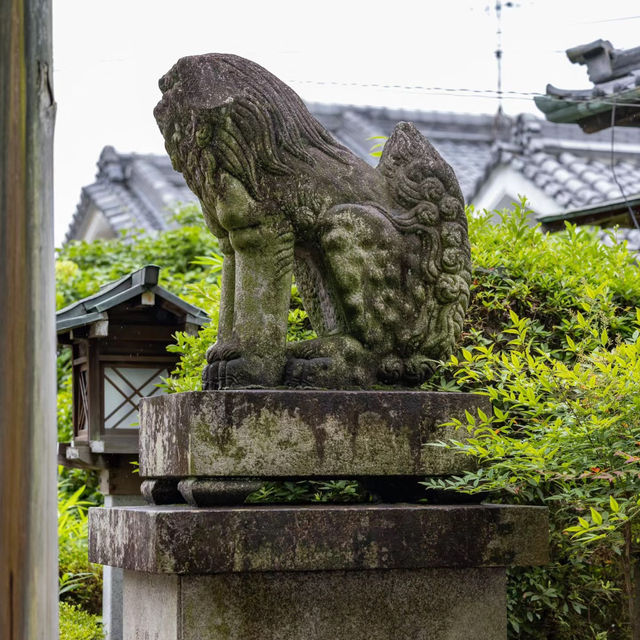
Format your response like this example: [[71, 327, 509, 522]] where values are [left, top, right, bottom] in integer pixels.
[[154, 54, 471, 390]]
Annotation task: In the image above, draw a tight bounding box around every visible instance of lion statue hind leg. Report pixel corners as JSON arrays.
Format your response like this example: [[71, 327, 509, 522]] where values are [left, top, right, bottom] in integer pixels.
[[284, 203, 420, 389]]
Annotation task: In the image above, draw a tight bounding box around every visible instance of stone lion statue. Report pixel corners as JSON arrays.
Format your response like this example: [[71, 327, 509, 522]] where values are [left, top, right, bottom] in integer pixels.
[[154, 54, 471, 390]]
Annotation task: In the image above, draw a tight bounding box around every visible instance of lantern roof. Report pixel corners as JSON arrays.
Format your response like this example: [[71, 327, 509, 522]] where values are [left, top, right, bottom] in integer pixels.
[[56, 264, 209, 333]]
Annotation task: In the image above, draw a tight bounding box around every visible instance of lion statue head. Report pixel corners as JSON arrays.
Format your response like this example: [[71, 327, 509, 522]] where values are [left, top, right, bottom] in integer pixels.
[[154, 53, 351, 203]]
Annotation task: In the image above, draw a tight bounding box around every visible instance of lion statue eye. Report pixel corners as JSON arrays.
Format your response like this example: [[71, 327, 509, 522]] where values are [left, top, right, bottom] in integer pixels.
[[196, 125, 212, 148]]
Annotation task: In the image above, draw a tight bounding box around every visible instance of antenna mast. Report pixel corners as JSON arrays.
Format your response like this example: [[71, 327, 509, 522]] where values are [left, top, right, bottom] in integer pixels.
[[495, 0, 504, 115]]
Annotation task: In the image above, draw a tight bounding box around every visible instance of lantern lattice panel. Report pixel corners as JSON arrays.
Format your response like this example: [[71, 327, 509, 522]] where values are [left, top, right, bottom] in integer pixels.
[[75, 368, 89, 433], [103, 366, 168, 429]]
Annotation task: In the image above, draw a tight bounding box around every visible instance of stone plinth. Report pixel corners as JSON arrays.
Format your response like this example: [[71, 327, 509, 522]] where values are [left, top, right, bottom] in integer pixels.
[[89, 504, 548, 573], [91, 390, 549, 639], [90, 503, 548, 640], [139, 390, 488, 478]]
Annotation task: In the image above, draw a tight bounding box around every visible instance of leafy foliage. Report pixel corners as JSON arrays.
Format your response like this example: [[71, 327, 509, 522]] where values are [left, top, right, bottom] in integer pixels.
[[423, 199, 640, 639], [246, 479, 366, 503], [59, 602, 103, 640], [58, 477, 102, 615]]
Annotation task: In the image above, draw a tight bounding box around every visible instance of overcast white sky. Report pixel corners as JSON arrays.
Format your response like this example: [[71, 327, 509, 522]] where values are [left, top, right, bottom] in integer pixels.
[[52, 0, 640, 245]]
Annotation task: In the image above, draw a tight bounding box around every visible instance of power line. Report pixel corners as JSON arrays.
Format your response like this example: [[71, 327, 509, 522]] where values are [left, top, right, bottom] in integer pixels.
[[609, 99, 640, 230], [290, 79, 543, 96], [576, 14, 640, 24], [289, 79, 640, 108]]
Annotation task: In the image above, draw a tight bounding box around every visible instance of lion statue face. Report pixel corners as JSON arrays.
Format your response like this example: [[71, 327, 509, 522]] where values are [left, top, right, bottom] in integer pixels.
[[155, 53, 351, 205]]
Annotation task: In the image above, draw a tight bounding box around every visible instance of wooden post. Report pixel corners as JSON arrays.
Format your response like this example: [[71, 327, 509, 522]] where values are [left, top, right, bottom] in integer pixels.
[[0, 0, 57, 638]]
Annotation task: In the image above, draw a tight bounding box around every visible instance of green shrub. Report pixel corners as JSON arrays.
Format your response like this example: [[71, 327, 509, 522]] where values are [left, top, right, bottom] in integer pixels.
[[423, 200, 640, 639], [59, 602, 103, 640], [246, 479, 366, 503], [58, 480, 103, 615], [56, 197, 640, 637]]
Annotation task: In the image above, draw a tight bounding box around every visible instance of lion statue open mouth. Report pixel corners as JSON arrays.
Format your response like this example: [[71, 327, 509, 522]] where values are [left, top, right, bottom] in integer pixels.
[[154, 53, 471, 390]]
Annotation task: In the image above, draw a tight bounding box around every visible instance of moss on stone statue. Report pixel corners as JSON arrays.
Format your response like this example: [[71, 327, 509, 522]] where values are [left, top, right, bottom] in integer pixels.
[[154, 54, 471, 390]]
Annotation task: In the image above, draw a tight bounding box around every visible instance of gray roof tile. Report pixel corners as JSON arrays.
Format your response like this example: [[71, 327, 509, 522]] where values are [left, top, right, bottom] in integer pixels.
[[544, 182, 563, 197], [553, 168, 572, 184], [531, 151, 548, 165], [593, 179, 614, 194], [540, 158, 561, 174], [534, 173, 552, 188], [570, 162, 590, 176], [559, 151, 578, 165], [564, 177, 584, 194], [605, 187, 622, 200], [580, 169, 601, 184]]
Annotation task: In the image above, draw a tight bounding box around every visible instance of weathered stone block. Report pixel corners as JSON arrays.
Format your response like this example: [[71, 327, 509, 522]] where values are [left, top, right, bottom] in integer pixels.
[[139, 390, 488, 478], [89, 504, 549, 573], [93, 502, 548, 639], [124, 567, 506, 640]]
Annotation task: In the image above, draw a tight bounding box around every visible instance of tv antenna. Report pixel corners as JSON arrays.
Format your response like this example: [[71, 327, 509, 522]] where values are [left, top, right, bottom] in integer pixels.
[[494, 1, 518, 115]]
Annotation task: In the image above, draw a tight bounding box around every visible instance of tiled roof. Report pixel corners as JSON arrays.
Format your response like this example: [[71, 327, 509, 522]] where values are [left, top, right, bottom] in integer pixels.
[[312, 104, 496, 200], [471, 113, 640, 210], [65, 146, 198, 243]]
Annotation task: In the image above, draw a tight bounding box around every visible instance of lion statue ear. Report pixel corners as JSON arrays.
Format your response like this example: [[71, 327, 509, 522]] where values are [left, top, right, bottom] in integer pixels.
[[376, 121, 462, 212]]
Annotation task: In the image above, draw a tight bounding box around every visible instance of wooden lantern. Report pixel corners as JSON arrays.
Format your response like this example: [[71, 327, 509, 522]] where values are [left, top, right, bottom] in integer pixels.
[[57, 265, 208, 459]]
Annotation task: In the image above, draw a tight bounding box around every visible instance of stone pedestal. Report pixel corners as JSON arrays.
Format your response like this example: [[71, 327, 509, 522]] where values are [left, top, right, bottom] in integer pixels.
[[90, 503, 548, 640], [89, 390, 549, 640], [139, 390, 485, 479]]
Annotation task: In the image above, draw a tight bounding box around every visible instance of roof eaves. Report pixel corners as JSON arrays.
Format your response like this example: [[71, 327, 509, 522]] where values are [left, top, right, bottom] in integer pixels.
[[56, 311, 108, 333], [150, 286, 210, 325], [534, 137, 640, 157], [56, 265, 209, 333], [537, 194, 640, 225], [56, 266, 161, 329], [535, 85, 640, 123]]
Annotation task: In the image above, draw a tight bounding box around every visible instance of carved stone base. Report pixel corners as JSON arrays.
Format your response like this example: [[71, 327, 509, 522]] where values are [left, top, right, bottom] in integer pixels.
[[139, 390, 488, 479], [140, 478, 185, 505], [178, 478, 263, 506], [142, 477, 263, 507]]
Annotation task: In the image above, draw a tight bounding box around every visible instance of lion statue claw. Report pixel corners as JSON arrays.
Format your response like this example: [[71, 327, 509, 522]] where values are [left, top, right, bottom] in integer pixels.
[[154, 54, 471, 390]]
